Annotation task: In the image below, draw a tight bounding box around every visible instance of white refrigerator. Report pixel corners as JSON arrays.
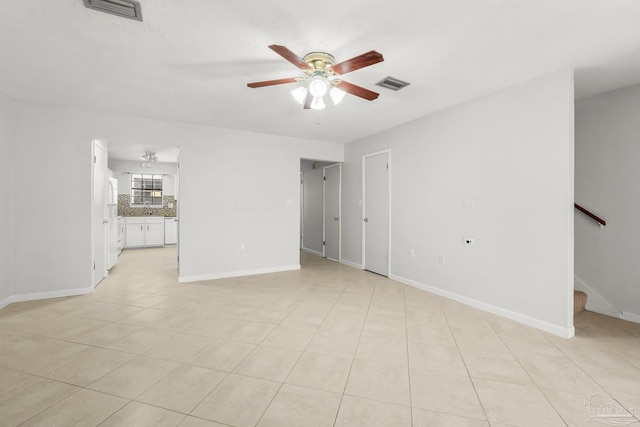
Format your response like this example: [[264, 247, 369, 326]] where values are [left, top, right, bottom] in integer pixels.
[[107, 177, 119, 270]]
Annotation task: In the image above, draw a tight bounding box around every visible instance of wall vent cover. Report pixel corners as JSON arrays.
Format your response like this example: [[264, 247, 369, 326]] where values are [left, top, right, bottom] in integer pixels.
[[375, 76, 411, 91], [82, 0, 143, 22]]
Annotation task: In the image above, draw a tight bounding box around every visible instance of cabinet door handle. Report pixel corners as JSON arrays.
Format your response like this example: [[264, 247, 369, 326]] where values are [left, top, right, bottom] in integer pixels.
[[147, 225, 149, 231], [140, 225, 143, 231]]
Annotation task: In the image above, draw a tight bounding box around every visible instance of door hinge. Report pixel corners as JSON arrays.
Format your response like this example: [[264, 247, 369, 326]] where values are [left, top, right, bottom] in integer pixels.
[[323, 241, 326, 245], [93, 262, 96, 270], [93, 156, 97, 164], [323, 176, 326, 181], [386, 163, 389, 169]]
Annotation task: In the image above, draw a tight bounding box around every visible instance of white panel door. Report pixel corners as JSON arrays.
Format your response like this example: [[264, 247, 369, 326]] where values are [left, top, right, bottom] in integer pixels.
[[364, 152, 389, 276], [324, 164, 341, 261], [92, 141, 108, 288]]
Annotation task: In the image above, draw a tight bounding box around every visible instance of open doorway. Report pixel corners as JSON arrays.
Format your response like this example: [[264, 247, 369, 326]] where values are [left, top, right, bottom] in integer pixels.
[[300, 159, 342, 262], [91, 140, 181, 286]]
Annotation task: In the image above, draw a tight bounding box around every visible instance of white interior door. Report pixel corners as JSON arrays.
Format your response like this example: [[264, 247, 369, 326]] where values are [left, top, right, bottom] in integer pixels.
[[363, 151, 389, 276], [92, 140, 108, 288], [323, 164, 341, 261]]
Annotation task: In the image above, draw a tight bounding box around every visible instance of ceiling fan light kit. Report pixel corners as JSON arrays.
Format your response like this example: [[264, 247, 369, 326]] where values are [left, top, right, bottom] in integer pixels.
[[247, 45, 384, 110]]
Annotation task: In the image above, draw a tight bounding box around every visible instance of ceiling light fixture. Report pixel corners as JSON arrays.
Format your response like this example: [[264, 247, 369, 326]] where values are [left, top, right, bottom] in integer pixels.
[[140, 151, 157, 168], [249, 46, 385, 110], [290, 76, 345, 110]]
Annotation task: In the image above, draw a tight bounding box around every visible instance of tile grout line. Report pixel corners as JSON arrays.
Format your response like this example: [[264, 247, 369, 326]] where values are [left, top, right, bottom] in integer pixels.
[[443, 305, 492, 425]]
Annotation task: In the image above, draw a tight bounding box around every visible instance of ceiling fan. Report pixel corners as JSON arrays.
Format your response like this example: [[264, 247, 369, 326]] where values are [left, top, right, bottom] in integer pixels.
[[247, 45, 384, 110]]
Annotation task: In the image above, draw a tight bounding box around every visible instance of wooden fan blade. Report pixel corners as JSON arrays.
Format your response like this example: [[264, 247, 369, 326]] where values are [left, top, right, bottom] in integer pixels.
[[338, 80, 380, 101], [269, 45, 311, 71], [247, 77, 298, 88], [303, 91, 314, 109], [332, 50, 384, 75]]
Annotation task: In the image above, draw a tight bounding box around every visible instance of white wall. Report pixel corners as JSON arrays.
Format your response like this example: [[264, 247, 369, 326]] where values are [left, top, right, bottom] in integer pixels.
[[0, 91, 14, 304], [575, 84, 640, 322], [10, 101, 343, 297], [342, 69, 575, 337], [301, 160, 328, 255], [109, 160, 178, 196]]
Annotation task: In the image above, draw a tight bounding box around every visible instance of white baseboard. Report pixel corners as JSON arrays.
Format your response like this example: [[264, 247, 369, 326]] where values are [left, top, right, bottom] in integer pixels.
[[390, 273, 575, 339], [339, 259, 363, 270], [301, 247, 324, 257], [621, 311, 640, 324], [0, 287, 92, 311], [178, 264, 301, 284], [574, 275, 621, 318]]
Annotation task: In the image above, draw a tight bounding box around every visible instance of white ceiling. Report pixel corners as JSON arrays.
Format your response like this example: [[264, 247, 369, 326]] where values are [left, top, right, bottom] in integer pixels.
[[2, 0, 640, 154]]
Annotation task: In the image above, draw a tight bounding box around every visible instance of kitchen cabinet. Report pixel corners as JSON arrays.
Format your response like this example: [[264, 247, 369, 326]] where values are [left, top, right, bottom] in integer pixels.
[[164, 217, 177, 245], [124, 217, 165, 248]]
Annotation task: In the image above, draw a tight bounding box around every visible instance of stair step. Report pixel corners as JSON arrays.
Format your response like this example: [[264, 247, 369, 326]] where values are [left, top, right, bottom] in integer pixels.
[[574, 290, 588, 315]]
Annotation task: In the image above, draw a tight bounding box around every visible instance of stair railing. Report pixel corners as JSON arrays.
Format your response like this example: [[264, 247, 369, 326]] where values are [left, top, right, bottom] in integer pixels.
[[574, 203, 606, 228]]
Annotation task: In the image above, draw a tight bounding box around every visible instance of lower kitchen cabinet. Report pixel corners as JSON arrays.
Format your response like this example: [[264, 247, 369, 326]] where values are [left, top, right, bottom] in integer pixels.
[[124, 217, 165, 248]]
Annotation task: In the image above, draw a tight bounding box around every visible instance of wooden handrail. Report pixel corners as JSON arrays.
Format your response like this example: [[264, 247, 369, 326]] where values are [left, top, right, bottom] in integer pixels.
[[574, 203, 606, 227]]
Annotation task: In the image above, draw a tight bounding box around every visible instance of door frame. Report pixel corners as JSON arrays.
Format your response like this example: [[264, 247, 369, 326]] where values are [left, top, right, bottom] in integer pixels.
[[362, 149, 391, 275], [323, 163, 342, 261], [91, 139, 108, 288]]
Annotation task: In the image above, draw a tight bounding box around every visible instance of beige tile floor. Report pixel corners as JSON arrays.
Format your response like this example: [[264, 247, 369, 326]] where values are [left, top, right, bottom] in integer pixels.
[[1, 247, 640, 426]]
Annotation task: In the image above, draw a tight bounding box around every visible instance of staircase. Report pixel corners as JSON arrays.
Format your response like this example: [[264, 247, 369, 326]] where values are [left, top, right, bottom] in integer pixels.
[[574, 290, 588, 315]]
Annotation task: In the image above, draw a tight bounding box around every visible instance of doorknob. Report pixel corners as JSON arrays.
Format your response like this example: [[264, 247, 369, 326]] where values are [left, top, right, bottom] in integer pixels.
[[102, 220, 108, 224], [363, 218, 368, 222], [334, 217, 339, 221]]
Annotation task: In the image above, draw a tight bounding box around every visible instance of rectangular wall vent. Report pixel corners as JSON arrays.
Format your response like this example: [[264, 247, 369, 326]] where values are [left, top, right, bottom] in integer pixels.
[[83, 0, 143, 22], [376, 76, 411, 91]]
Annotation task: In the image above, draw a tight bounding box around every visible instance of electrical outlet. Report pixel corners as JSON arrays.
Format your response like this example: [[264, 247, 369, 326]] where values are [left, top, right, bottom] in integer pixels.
[[240, 243, 246, 252], [409, 249, 415, 258]]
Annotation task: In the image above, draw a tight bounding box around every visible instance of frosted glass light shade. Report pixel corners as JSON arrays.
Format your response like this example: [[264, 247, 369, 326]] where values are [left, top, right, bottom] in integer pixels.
[[310, 96, 326, 110], [290, 87, 307, 104], [329, 87, 346, 105]]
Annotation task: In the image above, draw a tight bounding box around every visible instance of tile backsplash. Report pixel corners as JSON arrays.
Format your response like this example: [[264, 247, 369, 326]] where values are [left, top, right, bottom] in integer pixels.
[[118, 194, 177, 217]]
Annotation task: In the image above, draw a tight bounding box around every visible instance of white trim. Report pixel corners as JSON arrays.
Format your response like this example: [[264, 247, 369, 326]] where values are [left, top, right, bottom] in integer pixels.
[[178, 264, 301, 283], [390, 273, 575, 338], [339, 259, 364, 270], [574, 275, 621, 318], [323, 163, 342, 262], [362, 149, 391, 276], [621, 311, 640, 324], [300, 171, 304, 250], [91, 139, 109, 289], [301, 247, 324, 257], [0, 287, 93, 310]]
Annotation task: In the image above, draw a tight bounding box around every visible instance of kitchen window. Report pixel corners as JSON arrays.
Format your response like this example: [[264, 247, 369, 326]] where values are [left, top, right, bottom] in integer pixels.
[[131, 174, 163, 206]]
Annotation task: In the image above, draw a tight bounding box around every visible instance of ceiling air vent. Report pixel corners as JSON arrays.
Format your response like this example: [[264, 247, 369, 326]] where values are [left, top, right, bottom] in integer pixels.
[[376, 76, 411, 91], [82, 0, 143, 22]]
